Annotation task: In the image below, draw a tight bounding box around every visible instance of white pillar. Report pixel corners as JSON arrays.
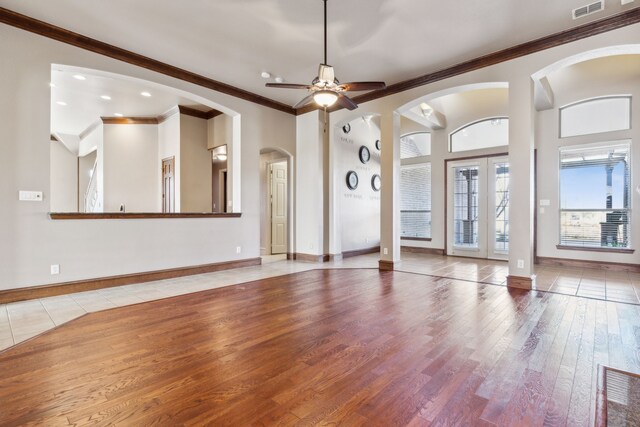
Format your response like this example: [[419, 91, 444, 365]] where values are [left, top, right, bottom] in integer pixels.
[[507, 76, 535, 289], [379, 111, 401, 270]]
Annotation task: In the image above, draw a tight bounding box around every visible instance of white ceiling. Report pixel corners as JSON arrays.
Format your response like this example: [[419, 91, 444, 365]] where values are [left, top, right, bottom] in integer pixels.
[[50, 65, 208, 136], [3, 0, 638, 107]]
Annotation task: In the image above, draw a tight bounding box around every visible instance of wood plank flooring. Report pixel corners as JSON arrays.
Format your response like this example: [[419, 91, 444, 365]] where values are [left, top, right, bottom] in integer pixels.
[[0, 269, 638, 426]]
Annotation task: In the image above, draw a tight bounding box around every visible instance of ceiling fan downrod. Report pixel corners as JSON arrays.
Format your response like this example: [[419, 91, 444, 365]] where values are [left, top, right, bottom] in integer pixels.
[[323, 0, 328, 66]]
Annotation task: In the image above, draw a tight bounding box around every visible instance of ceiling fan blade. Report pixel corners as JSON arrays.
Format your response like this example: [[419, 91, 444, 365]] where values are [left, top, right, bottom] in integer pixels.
[[265, 83, 312, 89], [340, 82, 387, 92], [337, 93, 358, 111], [293, 93, 315, 109]]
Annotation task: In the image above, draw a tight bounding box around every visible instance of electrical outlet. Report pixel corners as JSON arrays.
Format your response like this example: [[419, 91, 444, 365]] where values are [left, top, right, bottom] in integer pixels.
[[50, 264, 60, 275], [236, 246, 241, 254], [517, 259, 524, 269], [383, 248, 388, 255]]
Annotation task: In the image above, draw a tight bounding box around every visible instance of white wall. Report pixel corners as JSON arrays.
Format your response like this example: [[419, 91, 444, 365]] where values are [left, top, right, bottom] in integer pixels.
[[295, 111, 324, 256], [180, 114, 212, 212], [536, 54, 640, 264], [103, 124, 160, 212], [0, 24, 295, 291], [336, 116, 381, 252], [49, 140, 78, 212]]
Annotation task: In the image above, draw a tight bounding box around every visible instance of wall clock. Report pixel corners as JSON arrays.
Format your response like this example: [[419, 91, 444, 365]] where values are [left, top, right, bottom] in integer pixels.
[[371, 174, 381, 192], [359, 146, 370, 164], [375, 139, 380, 151], [346, 171, 359, 190]]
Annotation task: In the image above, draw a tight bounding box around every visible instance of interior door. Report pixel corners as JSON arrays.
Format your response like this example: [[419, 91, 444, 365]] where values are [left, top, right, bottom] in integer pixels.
[[162, 157, 175, 213], [270, 162, 287, 254], [447, 156, 509, 259]]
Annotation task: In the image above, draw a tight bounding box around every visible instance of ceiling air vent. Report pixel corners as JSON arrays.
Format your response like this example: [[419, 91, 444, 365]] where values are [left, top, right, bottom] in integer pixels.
[[573, 1, 604, 19]]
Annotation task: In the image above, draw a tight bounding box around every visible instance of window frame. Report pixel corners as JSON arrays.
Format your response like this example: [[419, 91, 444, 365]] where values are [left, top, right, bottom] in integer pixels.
[[557, 139, 633, 252], [558, 95, 632, 139], [449, 116, 509, 153], [400, 161, 432, 241]]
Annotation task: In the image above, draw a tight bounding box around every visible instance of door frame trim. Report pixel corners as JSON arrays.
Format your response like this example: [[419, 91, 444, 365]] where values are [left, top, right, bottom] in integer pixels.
[[161, 156, 175, 213], [444, 152, 508, 255]]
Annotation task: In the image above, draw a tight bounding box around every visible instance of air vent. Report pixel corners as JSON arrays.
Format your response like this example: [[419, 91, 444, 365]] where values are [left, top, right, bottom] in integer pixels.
[[572, 0, 604, 19]]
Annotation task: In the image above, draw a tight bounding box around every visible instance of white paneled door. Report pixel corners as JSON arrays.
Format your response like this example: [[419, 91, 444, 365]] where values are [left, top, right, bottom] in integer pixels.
[[270, 161, 288, 254]]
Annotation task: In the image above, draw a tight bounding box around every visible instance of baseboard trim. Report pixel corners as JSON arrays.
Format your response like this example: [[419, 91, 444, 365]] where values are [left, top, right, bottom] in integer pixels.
[[401, 246, 445, 256], [378, 260, 397, 271], [536, 256, 640, 273], [292, 253, 331, 262], [0, 257, 262, 304], [506, 275, 535, 290], [342, 246, 380, 259]]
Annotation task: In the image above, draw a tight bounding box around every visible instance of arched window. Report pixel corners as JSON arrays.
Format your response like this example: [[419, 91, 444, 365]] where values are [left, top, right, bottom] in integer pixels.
[[450, 117, 508, 153], [560, 96, 631, 138], [400, 132, 431, 159]]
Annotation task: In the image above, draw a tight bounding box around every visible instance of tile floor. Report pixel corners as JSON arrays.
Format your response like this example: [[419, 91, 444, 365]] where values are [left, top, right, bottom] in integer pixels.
[[0, 252, 638, 352]]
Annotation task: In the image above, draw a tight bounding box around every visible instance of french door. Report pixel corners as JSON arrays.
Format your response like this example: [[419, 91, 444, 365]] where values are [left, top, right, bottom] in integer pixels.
[[447, 156, 509, 260]]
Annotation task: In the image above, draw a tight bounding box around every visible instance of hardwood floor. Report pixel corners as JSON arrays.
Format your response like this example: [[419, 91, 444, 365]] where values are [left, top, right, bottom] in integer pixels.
[[0, 269, 638, 426]]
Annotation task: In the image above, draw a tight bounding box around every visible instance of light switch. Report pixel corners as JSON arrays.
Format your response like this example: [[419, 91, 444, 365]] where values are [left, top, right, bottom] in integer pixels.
[[19, 191, 43, 201], [539, 199, 550, 206]]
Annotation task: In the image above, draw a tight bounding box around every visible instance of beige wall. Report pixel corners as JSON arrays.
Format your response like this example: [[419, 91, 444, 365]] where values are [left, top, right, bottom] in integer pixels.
[[0, 24, 295, 291], [49, 140, 78, 212], [103, 124, 160, 212], [536, 55, 640, 264], [326, 24, 639, 277], [179, 114, 212, 212]]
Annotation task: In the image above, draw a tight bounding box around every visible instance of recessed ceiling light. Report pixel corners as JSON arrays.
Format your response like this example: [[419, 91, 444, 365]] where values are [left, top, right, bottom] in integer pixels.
[[100, 95, 111, 100], [274, 77, 284, 83], [114, 113, 123, 117], [49, 82, 56, 88], [56, 101, 67, 106], [73, 74, 86, 80], [140, 91, 151, 97], [261, 71, 271, 79]]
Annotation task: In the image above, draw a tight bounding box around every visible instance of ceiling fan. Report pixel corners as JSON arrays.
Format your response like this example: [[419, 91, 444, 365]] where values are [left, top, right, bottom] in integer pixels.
[[266, 0, 386, 110]]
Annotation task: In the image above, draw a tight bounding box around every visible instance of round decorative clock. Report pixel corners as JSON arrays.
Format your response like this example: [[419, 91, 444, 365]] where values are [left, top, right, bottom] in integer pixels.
[[371, 174, 381, 192], [346, 171, 359, 190], [375, 139, 381, 151], [359, 145, 371, 164]]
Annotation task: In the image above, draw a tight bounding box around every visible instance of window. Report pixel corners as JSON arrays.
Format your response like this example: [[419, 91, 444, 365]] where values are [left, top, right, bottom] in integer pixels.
[[559, 142, 631, 249], [560, 96, 631, 138], [400, 163, 431, 239], [400, 132, 431, 159], [450, 117, 508, 153]]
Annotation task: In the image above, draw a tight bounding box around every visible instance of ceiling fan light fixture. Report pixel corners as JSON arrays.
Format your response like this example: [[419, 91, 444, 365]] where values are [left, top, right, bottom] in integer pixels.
[[314, 90, 338, 107]]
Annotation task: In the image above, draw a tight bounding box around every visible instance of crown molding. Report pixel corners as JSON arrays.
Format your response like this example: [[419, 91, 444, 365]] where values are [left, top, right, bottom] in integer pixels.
[[178, 105, 222, 120], [101, 117, 159, 125], [296, 7, 640, 115], [0, 7, 296, 115]]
